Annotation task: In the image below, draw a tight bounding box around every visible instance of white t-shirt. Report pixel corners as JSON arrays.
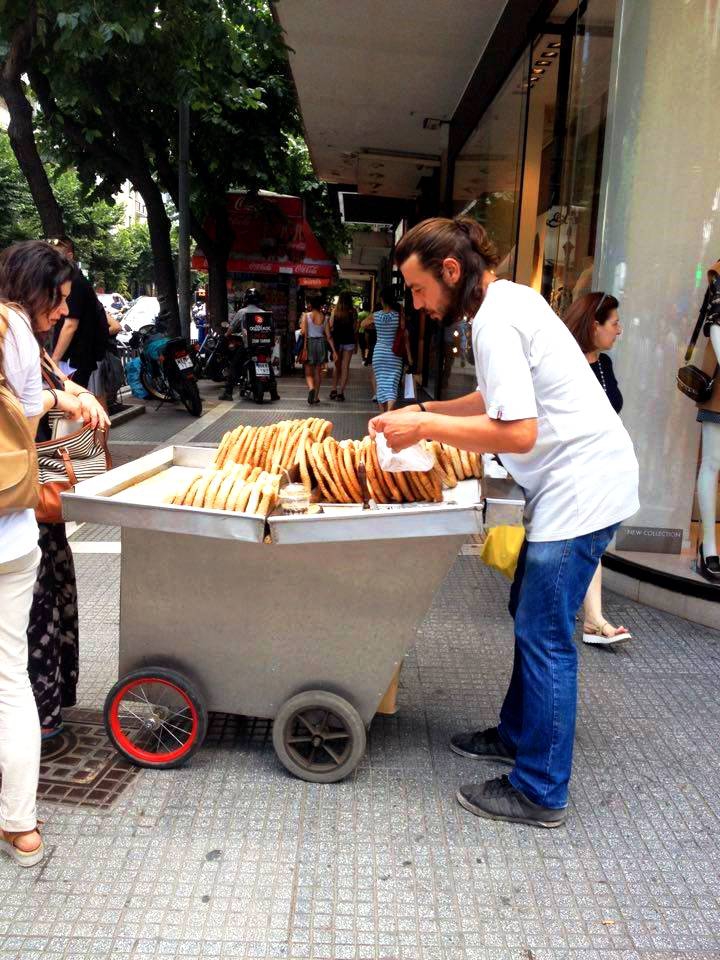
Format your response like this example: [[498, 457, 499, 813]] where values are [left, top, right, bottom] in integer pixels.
[[472, 280, 639, 542], [0, 307, 43, 563]]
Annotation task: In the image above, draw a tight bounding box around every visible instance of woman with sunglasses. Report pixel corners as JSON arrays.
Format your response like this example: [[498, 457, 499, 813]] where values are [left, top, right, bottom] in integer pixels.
[[564, 292, 632, 646]]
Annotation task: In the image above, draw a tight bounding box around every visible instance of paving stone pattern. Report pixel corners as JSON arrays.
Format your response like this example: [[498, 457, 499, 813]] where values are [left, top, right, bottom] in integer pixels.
[[1, 549, 718, 959]]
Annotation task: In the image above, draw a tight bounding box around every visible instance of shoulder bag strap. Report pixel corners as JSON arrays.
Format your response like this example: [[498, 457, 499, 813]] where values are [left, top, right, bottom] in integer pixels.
[[685, 287, 712, 362]]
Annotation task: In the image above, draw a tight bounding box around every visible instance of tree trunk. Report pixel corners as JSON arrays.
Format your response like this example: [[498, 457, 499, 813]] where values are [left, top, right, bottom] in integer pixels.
[[136, 175, 180, 336], [0, 7, 65, 237], [204, 206, 233, 332]]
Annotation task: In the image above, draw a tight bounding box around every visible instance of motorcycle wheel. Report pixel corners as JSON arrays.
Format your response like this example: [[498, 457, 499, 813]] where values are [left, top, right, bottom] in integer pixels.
[[253, 383, 264, 404], [141, 368, 173, 402], [179, 380, 203, 417]]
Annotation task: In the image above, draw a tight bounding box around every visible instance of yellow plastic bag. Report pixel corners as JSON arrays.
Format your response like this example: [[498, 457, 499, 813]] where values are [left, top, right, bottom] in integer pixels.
[[480, 526, 525, 580]]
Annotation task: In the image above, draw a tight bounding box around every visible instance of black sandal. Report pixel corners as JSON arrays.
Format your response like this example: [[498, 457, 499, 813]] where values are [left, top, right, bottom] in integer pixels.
[[336, 392, 345, 402], [307, 389, 315, 405], [329, 389, 337, 400]]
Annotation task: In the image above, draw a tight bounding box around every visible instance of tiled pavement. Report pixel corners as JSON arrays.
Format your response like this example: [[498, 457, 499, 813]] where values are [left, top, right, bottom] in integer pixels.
[[4, 363, 720, 959]]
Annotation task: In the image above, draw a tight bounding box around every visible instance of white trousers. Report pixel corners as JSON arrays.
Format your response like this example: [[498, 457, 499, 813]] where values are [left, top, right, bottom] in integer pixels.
[[0, 547, 41, 832]]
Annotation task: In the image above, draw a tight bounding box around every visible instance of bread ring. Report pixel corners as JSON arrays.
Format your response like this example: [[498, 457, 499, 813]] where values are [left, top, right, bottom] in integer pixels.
[[360, 438, 386, 504], [231, 478, 252, 513], [459, 447, 473, 479], [215, 466, 241, 511], [369, 440, 395, 503], [339, 441, 362, 502], [245, 478, 264, 516], [307, 442, 335, 502], [445, 443, 464, 481], [191, 471, 216, 509], [182, 476, 204, 507], [214, 431, 234, 469], [469, 451, 483, 479], [256, 483, 276, 517], [225, 474, 245, 512], [297, 427, 313, 494], [392, 464, 416, 502], [320, 438, 349, 502], [428, 466, 444, 502], [171, 470, 202, 505], [229, 425, 250, 465], [203, 469, 228, 509], [406, 471, 428, 501]]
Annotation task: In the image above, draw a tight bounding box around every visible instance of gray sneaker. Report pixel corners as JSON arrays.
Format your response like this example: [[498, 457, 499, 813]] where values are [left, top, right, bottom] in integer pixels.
[[457, 775, 567, 828], [449, 726, 515, 765]]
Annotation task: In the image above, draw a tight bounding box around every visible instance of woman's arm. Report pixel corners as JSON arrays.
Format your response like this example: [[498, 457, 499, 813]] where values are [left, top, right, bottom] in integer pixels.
[[324, 318, 337, 356]]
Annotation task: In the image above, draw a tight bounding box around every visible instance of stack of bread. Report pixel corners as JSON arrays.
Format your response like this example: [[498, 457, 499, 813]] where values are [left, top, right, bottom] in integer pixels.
[[164, 416, 482, 514], [213, 418, 333, 474], [164, 463, 282, 517], [295, 435, 481, 505]]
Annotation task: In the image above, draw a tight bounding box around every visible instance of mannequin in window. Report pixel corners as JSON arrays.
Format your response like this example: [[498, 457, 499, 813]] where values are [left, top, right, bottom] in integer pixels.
[[696, 259, 720, 583]]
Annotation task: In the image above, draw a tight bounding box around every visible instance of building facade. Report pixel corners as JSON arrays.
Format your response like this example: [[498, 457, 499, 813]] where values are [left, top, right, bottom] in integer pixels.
[[275, 0, 720, 621]]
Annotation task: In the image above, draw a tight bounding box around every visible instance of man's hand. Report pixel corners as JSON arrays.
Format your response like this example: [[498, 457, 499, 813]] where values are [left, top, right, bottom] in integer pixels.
[[368, 410, 427, 451]]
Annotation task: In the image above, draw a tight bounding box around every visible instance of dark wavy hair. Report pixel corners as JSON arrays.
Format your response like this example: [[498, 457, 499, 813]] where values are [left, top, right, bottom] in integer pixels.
[[0, 241, 74, 334], [395, 216, 500, 320], [564, 292, 619, 353]]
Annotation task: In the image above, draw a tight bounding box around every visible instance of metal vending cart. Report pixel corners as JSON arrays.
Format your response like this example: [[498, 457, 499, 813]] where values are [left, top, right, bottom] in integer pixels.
[[63, 446, 523, 783]]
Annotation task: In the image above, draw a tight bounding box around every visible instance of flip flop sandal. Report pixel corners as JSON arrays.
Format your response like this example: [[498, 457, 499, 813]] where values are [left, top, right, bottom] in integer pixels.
[[0, 826, 44, 868], [582, 620, 632, 646]]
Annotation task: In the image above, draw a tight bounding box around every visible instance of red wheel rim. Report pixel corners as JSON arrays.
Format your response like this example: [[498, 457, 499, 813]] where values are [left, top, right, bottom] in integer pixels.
[[109, 677, 199, 764]]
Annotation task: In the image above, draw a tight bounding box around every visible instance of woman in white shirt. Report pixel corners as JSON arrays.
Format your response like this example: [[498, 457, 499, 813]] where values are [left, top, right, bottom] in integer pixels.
[[0, 242, 108, 749], [0, 296, 59, 867]]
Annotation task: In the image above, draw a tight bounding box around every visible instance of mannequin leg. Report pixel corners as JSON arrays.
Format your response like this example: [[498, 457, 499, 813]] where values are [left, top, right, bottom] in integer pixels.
[[698, 421, 720, 557]]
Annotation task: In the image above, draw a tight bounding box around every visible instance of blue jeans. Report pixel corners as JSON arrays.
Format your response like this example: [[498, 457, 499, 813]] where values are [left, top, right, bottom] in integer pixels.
[[497, 523, 619, 809]]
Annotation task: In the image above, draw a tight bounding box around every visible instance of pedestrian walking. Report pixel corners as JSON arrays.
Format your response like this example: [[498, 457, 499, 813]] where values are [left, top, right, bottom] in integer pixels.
[[329, 292, 358, 401], [370, 217, 639, 828], [0, 241, 109, 742], [564, 292, 633, 646], [367, 287, 403, 412], [300, 294, 336, 405]]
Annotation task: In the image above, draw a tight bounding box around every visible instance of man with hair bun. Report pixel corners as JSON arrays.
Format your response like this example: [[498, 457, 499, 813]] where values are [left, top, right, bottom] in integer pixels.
[[370, 216, 639, 828]]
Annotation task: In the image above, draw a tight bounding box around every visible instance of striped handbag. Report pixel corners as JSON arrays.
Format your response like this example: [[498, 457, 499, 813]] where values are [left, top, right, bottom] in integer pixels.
[[36, 411, 111, 524]]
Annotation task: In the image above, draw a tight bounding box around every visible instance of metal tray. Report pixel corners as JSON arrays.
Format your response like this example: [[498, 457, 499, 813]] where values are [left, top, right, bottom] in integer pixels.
[[268, 479, 485, 544], [61, 445, 267, 543]]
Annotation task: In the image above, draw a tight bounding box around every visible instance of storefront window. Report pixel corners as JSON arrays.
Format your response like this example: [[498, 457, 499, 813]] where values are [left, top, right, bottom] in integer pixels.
[[435, 50, 531, 399], [545, 1, 616, 316], [452, 50, 530, 278]]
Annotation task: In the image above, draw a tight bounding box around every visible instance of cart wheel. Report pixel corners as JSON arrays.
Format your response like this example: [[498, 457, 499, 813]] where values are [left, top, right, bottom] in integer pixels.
[[104, 667, 207, 769], [272, 690, 366, 783]]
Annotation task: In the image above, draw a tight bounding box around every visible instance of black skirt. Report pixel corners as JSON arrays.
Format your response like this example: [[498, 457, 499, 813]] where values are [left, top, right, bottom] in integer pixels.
[[27, 523, 79, 729]]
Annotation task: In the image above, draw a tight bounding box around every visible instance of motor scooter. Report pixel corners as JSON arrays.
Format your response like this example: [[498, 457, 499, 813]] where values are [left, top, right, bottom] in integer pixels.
[[238, 308, 279, 404], [129, 324, 203, 416]]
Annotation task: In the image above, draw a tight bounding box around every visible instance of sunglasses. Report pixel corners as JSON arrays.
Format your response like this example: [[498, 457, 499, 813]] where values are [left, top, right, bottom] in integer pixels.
[[594, 292, 609, 316]]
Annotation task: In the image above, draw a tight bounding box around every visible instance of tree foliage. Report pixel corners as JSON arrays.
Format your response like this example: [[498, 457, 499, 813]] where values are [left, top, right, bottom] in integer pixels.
[[0, 1, 347, 330]]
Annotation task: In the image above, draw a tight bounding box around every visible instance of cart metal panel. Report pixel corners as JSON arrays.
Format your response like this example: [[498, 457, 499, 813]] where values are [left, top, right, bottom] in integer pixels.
[[119, 527, 464, 723]]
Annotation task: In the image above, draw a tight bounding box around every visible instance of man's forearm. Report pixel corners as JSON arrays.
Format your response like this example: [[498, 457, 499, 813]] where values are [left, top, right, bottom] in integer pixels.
[[52, 317, 79, 362], [421, 411, 537, 455], [408, 390, 486, 417]]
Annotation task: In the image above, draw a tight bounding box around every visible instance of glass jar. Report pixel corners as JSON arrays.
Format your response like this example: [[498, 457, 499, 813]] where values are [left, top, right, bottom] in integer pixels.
[[279, 482, 310, 514]]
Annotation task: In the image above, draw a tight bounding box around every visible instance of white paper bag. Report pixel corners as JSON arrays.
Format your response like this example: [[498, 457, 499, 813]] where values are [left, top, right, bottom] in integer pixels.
[[403, 373, 416, 399], [375, 432, 435, 473]]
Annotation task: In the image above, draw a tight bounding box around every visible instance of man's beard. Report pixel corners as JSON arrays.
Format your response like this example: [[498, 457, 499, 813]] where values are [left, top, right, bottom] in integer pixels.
[[436, 279, 464, 327]]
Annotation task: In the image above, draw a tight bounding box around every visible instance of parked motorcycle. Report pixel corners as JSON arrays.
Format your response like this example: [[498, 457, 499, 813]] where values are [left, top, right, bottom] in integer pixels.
[[238, 307, 279, 405], [193, 329, 230, 383], [129, 324, 203, 417]]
